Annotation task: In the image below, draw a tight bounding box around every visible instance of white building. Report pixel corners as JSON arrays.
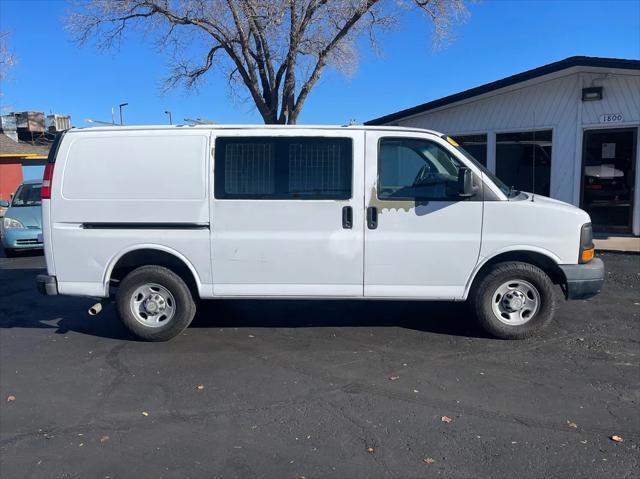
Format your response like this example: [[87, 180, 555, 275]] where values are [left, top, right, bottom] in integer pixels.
[[366, 56, 640, 235]]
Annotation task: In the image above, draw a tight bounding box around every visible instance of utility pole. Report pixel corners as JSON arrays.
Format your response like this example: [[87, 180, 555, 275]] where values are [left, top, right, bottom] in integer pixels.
[[119, 103, 128, 125], [164, 111, 172, 125]]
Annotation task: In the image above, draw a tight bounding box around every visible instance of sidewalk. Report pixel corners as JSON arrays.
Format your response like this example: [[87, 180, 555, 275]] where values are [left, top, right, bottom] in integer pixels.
[[594, 234, 640, 253]]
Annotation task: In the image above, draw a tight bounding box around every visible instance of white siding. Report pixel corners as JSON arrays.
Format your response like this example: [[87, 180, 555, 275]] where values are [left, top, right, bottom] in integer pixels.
[[580, 73, 640, 125]]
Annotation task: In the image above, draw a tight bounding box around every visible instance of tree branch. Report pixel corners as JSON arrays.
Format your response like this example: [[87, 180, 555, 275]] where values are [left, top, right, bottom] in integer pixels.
[[291, 0, 381, 122]]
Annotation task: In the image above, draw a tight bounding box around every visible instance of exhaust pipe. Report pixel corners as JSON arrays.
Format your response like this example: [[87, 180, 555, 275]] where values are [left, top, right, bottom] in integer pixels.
[[88, 301, 105, 316]]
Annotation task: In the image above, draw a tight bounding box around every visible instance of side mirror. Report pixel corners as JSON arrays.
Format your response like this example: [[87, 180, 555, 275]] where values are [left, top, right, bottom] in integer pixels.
[[457, 167, 477, 197], [0, 200, 9, 208]]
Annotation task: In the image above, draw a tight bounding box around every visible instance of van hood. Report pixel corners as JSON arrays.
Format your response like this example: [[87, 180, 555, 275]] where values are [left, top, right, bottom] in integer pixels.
[[5, 205, 42, 228], [518, 192, 591, 222], [520, 192, 571, 207]]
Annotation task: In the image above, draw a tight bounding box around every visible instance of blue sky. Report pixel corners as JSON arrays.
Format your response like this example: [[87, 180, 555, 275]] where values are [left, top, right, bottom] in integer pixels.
[[1, 0, 639, 127]]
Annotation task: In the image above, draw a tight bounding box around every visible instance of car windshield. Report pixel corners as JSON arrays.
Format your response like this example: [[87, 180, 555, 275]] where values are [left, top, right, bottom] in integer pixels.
[[11, 183, 42, 207], [442, 136, 516, 198]]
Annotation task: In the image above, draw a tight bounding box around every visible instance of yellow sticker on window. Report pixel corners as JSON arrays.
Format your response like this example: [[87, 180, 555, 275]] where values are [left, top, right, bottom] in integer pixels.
[[446, 137, 460, 147]]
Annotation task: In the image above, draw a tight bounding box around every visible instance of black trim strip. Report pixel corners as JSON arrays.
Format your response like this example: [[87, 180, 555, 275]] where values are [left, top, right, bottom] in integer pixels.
[[47, 130, 67, 164], [82, 223, 209, 230]]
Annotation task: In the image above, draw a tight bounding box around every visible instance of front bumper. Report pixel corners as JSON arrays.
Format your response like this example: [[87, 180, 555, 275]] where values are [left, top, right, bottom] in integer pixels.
[[36, 274, 58, 295], [1, 228, 43, 250], [559, 258, 605, 300]]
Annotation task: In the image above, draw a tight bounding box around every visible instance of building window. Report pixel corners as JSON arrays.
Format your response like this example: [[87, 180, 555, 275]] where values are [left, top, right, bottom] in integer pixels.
[[496, 130, 552, 196], [451, 134, 487, 167], [378, 138, 463, 201], [215, 137, 352, 199]]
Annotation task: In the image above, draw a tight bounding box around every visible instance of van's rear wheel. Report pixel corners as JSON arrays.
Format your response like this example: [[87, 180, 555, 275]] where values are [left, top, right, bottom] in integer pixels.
[[471, 261, 555, 339], [116, 265, 196, 341]]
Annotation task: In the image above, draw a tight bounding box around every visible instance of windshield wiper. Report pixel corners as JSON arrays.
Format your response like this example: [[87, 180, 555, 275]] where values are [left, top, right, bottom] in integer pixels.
[[508, 185, 521, 198]]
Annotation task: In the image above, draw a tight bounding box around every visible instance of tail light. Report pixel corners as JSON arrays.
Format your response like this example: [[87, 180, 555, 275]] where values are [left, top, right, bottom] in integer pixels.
[[41, 162, 54, 199]]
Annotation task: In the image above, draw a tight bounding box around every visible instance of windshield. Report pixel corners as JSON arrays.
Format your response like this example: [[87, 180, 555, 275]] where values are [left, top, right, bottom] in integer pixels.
[[442, 136, 516, 198], [11, 183, 42, 207]]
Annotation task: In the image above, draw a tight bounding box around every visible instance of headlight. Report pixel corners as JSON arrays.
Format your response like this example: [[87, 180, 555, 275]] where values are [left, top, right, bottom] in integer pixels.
[[3, 217, 25, 229], [579, 223, 594, 263]]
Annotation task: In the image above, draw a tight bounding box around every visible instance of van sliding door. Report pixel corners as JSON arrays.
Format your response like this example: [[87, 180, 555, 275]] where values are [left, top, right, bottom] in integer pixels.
[[210, 130, 365, 297]]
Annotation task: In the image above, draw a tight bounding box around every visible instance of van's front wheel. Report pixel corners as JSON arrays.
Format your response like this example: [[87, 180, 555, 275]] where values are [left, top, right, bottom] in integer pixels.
[[471, 262, 556, 339], [116, 265, 196, 341]]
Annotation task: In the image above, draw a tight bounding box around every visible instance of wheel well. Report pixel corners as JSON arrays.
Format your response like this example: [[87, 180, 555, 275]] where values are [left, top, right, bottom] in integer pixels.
[[471, 251, 566, 290], [109, 249, 199, 298]]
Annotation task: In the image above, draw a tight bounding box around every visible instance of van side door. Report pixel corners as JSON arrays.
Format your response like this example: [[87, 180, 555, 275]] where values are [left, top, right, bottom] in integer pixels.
[[364, 131, 483, 299], [211, 130, 365, 297]]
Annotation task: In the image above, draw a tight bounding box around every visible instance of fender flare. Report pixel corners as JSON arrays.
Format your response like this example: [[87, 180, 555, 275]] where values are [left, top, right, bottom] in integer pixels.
[[102, 243, 204, 297], [462, 245, 563, 300]]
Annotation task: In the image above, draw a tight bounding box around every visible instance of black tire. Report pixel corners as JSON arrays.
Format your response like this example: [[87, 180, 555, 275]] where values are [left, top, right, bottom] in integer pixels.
[[470, 261, 556, 339], [3, 248, 17, 258], [116, 265, 196, 341]]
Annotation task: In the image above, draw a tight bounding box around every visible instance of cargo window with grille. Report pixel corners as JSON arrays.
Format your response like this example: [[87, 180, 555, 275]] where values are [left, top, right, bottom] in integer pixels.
[[215, 137, 352, 199]]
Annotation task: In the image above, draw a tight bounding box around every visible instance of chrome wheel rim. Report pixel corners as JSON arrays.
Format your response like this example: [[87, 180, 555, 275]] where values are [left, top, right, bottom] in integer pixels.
[[491, 279, 540, 326], [129, 283, 176, 328]]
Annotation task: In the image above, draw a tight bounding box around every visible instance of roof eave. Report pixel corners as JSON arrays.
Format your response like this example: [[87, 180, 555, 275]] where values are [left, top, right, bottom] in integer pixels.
[[365, 56, 640, 126]]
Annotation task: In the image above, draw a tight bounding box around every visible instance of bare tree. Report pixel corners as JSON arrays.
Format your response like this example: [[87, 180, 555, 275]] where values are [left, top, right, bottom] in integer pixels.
[[67, 0, 468, 124], [0, 31, 16, 81]]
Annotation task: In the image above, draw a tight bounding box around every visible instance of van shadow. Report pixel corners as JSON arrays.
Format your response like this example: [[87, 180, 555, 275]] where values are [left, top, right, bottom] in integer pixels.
[[191, 298, 489, 339], [4, 299, 488, 341], [0, 268, 488, 340]]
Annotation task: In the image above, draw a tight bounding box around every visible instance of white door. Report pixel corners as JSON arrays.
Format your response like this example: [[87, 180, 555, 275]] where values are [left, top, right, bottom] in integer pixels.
[[364, 131, 482, 299], [211, 129, 365, 296]]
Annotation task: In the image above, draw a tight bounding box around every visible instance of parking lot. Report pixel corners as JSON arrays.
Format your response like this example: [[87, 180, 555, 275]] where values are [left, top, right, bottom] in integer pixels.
[[0, 247, 638, 478]]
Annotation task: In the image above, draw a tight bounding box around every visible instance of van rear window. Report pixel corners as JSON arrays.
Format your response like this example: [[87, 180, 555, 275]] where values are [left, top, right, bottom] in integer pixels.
[[215, 137, 352, 200]]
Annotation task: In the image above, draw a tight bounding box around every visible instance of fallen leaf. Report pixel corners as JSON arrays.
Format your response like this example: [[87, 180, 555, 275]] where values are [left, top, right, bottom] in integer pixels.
[[100, 436, 110, 443], [78, 443, 84, 447], [389, 376, 400, 381], [6, 395, 16, 402], [610, 435, 623, 443], [197, 384, 204, 390], [142, 411, 149, 417], [567, 421, 578, 428], [366, 447, 374, 453], [441, 416, 453, 424], [423, 457, 435, 465]]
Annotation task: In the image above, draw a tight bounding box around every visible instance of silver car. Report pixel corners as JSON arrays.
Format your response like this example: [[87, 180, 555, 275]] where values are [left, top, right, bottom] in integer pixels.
[[0, 180, 43, 257]]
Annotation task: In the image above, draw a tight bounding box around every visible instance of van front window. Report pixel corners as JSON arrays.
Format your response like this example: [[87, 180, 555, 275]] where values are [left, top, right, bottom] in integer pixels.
[[11, 184, 42, 207], [444, 136, 515, 198]]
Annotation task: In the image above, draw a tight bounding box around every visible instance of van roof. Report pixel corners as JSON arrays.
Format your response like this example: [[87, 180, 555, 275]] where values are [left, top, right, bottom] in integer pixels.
[[65, 124, 444, 136], [21, 179, 42, 185]]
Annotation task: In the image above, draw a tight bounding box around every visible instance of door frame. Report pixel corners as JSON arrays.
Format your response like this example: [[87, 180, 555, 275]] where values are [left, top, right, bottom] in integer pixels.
[[362, 130, 485, 299], [580, 126, 638, 233]]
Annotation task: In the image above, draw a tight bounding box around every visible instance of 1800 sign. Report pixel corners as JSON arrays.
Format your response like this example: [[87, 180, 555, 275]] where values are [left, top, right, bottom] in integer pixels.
[[599, 113, 624, 123]]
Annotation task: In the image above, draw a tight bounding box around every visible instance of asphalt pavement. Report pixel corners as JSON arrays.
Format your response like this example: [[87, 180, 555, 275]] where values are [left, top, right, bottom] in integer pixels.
[[0, 247, 638, 478]]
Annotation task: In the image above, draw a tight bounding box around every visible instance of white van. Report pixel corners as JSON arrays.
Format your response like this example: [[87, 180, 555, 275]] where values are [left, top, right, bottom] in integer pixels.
[[37, 125, 604, 341]]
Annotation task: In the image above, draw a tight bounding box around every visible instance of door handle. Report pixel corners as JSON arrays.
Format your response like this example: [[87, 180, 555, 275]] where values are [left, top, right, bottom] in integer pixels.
[[367, 206, 378, 229], [342, 206, 353, 229]]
